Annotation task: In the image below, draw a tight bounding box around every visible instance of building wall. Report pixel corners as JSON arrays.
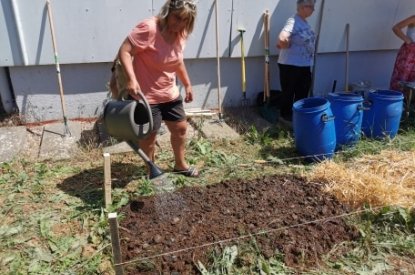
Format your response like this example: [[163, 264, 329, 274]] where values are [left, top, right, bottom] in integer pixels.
[[0, 0, 411, 122]]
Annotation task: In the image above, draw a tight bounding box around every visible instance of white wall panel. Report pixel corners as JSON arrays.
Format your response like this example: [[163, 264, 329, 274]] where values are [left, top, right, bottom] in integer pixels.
[[318, 0, 413, 52], [0, 0, 152, 66], [0, 0, 309, 65], [2, 0, 413, 66], [1, 0, 411, 122]]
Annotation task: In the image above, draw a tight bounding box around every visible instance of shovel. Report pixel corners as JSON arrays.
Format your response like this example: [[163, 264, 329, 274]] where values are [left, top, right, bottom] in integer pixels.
[[238, 27, 249, 107]]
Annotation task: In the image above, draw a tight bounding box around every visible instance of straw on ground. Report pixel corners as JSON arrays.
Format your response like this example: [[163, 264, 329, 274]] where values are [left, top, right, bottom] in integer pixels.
[[308, 150, 415, 208]]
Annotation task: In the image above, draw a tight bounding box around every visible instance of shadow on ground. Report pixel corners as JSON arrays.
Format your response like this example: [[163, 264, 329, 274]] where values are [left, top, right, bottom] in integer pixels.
[[57, 162, 145, 209]]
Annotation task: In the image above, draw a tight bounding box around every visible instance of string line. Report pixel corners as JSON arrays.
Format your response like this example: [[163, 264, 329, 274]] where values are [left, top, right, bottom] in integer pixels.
[[114, 205, 389, 268]]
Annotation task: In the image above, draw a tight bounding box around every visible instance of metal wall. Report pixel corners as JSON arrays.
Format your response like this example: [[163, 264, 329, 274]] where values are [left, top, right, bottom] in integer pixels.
[[0, 0, 410, 122]]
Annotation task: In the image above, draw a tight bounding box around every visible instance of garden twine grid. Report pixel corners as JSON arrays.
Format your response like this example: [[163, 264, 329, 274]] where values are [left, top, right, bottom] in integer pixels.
[[105, 143, 415, 270], [114, 205, 389, 268]]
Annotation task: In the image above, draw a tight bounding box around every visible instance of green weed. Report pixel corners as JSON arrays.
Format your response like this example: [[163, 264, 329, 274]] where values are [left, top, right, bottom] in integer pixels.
[[2, 116, 415, 274], [322, 206, 415, 274]]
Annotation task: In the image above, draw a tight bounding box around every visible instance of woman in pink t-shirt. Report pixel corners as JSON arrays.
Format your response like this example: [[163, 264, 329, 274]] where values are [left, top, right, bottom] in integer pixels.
[[117, 0, 198, 177]]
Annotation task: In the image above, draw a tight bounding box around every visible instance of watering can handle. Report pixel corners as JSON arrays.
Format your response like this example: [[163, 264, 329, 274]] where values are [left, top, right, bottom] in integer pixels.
[[122, 90, 154, 135]]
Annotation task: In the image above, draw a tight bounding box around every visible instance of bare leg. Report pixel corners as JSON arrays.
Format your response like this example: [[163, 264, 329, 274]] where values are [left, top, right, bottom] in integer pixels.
[[138, 132, 158, 173], [165, 119, 188, 170]]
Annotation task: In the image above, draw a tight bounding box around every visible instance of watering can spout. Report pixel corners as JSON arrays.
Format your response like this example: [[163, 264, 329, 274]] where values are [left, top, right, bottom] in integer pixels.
[[126, 141, 164, 179]]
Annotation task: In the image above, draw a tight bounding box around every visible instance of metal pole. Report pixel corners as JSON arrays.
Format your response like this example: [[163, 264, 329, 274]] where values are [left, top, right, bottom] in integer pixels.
[[345, 23, 350, 91]]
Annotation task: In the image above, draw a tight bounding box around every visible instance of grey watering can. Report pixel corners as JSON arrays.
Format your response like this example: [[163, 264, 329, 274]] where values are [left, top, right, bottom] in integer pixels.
[[103, 91, 163, 179], [103, 93, 153, 141]]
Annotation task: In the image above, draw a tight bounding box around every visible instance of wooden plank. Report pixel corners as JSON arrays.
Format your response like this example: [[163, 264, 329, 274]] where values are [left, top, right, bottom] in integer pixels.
[[108, 213, 124, 275]]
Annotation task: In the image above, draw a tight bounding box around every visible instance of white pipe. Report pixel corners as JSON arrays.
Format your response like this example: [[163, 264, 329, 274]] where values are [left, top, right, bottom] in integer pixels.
[[214, 0, 223, 119], [10, 0, 28, 65]]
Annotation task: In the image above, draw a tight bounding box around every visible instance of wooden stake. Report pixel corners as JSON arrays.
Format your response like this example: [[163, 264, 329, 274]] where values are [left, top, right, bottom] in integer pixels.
[[103, 153, 112, 209], [108, 213, 124, 275]]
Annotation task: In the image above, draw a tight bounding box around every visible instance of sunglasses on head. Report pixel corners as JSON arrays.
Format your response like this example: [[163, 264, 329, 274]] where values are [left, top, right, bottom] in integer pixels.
[[169, 0, 196, 10]]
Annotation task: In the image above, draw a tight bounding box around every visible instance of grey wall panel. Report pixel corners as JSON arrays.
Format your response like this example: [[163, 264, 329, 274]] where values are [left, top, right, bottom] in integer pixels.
[[313, 51, 397, 97], [3, 0, 409, 66], [11, 55, 283, 122], [11, 63, 112, 122], [318, 0, 413, 53], [1, 0, 318, 65], [185, 0, 303, 58], [0, 0, 26, 65], [1, 0, 152, 66], [10, 49, 397, 123]]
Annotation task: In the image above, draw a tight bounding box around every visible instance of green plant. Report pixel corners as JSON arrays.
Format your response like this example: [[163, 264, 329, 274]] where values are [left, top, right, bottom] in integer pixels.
[[322, 206, 415, 274], [136, 177, 154, 196], [188, 138, 237, 167], [244, 126, 274, 146]]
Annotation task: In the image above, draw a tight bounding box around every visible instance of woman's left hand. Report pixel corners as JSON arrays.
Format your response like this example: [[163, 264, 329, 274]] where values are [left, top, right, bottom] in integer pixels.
[[184, 86, 193, 103]]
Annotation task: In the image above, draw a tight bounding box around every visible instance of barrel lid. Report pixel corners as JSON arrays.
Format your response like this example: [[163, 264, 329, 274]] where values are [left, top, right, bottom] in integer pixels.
[[369, 90, 404, 100], [327, 92, 363, 101], [293, 97, 330, 113]]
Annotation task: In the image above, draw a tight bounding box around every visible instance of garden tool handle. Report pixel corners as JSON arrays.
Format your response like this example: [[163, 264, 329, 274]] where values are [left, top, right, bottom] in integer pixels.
[[239, 29, 246, 94], [264, 10, 270, 102]]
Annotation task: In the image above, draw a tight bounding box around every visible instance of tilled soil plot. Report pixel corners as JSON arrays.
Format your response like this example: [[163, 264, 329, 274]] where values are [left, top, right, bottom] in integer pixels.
[[119, 175, 359, 274]]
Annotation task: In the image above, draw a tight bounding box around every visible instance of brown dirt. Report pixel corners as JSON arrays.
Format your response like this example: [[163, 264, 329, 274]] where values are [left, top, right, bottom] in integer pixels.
[[118, 175, 359, 274]]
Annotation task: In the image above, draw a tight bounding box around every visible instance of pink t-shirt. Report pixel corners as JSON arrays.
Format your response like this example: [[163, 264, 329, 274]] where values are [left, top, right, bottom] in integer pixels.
[[128, 17, 184, 104]]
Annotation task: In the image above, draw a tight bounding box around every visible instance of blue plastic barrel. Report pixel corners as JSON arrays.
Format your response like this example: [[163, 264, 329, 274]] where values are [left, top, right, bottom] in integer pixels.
[[327, 92, 364, 148], [361, 90, 404, 139], [293, 97, 336, 161]]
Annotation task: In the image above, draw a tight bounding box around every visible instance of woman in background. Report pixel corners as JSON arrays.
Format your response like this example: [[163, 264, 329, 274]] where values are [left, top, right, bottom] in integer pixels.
[[276, 0, 316, 124], [390, 15, 415, 91]]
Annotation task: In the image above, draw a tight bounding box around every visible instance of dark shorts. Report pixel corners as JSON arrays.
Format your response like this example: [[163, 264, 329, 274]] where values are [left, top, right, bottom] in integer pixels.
[[150, 96, 186, 131]]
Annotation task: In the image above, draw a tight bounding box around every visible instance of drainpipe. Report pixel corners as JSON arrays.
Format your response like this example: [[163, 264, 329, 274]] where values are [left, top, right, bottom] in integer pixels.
[[10, 0, 28, 65], [0, 67, 17, 114]]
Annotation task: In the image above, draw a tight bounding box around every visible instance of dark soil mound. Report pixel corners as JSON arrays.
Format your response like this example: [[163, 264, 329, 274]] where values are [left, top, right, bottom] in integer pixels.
[[118, 175, 359, 274]]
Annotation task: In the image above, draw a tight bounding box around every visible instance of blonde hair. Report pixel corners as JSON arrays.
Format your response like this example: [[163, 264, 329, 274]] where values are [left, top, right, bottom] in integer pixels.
[[158, 0, 197, 39]]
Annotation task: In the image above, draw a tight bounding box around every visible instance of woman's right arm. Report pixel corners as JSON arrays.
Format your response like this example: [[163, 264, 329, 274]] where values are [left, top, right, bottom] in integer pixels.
[[277, 30, 291, 49], [392, 15, 415, 44], [277, 17, 294, 49], [118, 38, 141, 97]]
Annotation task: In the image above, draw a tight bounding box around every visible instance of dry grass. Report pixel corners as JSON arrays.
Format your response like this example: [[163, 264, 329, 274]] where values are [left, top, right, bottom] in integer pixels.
[[308, 150, 415, 209]]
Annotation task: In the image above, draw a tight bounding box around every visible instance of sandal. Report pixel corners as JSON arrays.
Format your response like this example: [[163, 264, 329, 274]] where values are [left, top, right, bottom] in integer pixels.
[[173, 166, 199, 177]]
